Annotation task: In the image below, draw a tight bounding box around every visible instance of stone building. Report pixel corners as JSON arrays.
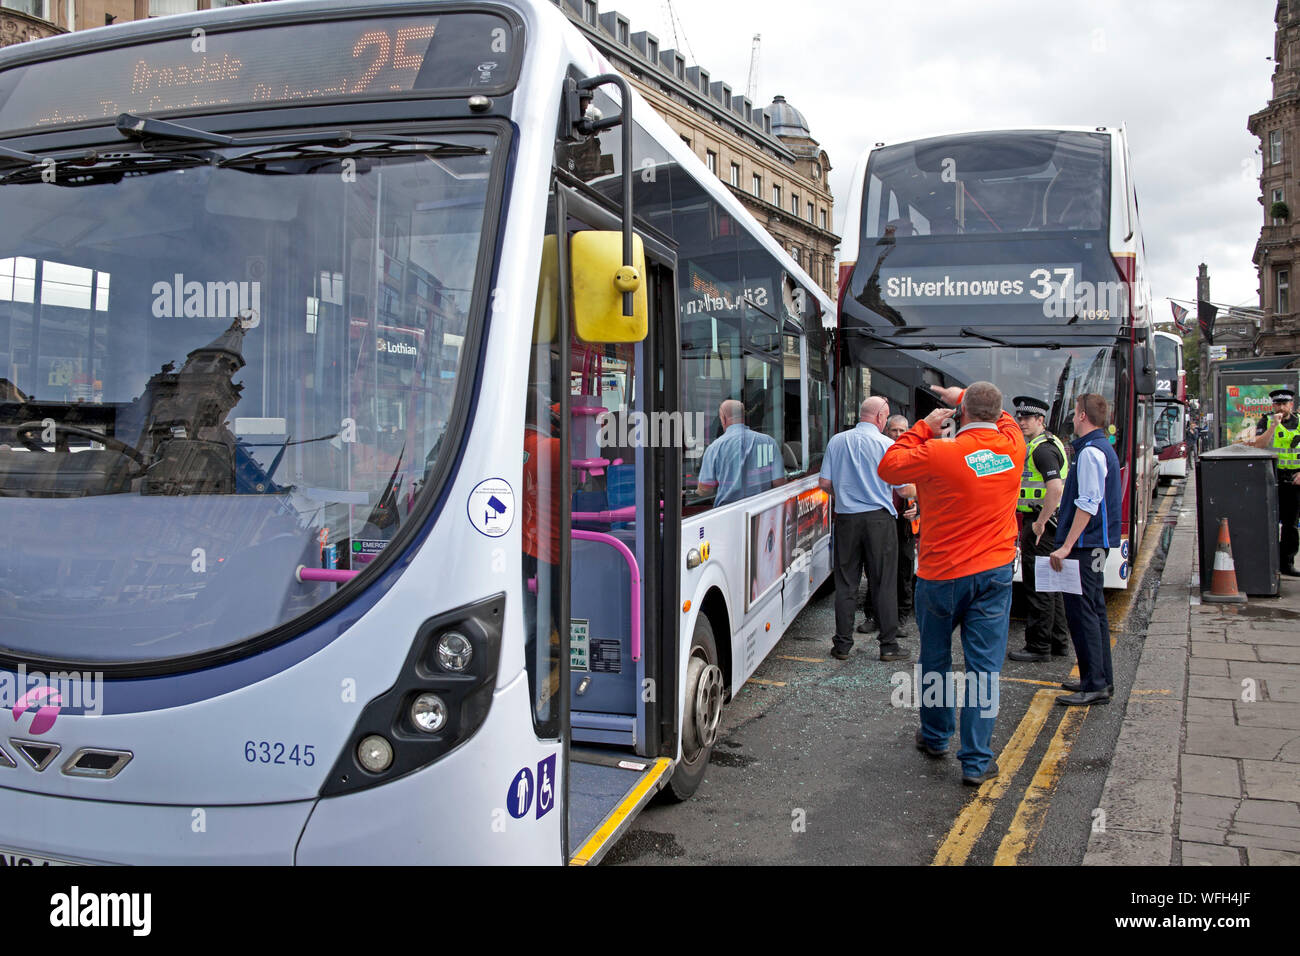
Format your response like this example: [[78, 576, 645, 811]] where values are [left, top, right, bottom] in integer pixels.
[[555, 0, 839, 298], [0, 0, 257, 49], [1249, 0, 1300, 354]]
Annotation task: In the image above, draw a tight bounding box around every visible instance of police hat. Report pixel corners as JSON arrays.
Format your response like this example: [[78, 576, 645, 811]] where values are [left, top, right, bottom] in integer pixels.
[[1012, 395, 1050, 417], [1270, 388, 1296, 403]]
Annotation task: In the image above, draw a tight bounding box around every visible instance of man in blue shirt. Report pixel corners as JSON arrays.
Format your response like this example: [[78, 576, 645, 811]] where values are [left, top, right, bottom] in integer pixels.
[[819, 396, 913, 662], [1049, 393, 1122, 706], [698, 399, 784, 506]]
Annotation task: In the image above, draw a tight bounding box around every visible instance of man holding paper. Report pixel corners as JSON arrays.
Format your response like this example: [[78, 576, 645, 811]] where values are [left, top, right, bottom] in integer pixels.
[[1049, 394, 1122, 706]]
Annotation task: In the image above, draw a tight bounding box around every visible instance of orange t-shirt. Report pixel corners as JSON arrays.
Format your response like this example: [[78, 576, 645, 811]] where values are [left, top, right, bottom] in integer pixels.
[[878, 409, 1026, 581], [522, 426, 563, 565]]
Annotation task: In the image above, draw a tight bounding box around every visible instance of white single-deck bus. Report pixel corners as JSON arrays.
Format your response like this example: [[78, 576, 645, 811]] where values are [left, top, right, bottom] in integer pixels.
[[0, 0, 836, 865], [837, 126, 1159, 587]]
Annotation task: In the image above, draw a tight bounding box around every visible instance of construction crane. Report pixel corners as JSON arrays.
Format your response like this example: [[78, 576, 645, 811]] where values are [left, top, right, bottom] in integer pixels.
[[746, 34, 761, 103]]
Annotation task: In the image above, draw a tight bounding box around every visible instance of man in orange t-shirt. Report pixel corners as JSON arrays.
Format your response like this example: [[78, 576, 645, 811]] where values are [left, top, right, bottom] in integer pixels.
[[878, 381, 1025, 787]]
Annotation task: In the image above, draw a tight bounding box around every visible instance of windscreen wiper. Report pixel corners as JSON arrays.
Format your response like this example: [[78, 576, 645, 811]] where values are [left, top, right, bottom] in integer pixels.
[[960, 326, 1014, 346], [846, 328, 937, 351], [0, 148, 214, 187], [218, 136, 486, 174]]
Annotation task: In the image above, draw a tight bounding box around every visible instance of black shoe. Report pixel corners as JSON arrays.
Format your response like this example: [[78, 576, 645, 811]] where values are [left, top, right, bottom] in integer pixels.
[[962, 761, 999, 786], [1059, 680, 1113, 696], [1283, 565, 1300, 578], [1056, 690, 1111, 706], [1009, 648, 1050, 662], [1050, 644, 1071, 657], [830, 646, 851, 661], [856, 617, 879, 634], [915, 729, 948, 758], [879, 644, 911, 662]]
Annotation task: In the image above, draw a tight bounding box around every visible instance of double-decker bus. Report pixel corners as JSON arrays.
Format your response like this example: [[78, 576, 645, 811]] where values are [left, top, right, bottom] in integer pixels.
[[1152, 328, 1188, 479], [0, 0, 835, 865], [837, 127, 1158, 587]]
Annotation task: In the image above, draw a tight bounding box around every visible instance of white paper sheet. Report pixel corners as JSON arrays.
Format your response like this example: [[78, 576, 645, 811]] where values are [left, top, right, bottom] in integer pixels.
[[1034, 556, 1083, 594]]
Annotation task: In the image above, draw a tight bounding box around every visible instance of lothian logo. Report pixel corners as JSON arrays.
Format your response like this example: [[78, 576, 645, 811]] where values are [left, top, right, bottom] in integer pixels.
[[13, 686, 61, 735]]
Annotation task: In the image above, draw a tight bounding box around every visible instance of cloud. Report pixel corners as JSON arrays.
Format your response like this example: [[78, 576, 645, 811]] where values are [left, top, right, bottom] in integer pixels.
[[597, 0, 1275, 304]]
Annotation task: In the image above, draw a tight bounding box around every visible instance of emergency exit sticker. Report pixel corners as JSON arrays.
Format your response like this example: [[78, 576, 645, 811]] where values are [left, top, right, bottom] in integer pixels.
[[570, 619, 590, 672]]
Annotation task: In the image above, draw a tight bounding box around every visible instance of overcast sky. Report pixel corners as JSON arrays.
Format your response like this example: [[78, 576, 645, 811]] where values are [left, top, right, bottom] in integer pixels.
[[597, 0, 1277, 312]]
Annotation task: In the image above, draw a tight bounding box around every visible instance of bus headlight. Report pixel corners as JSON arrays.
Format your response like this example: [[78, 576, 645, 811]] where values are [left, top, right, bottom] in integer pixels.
[[357, 735, 394, 773], [411, 694, 448, 733], [435, 631, 473, 672]]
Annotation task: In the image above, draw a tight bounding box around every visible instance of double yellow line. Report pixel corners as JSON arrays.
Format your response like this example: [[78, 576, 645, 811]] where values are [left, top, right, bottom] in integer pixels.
[[933, 490, 1176, 866]]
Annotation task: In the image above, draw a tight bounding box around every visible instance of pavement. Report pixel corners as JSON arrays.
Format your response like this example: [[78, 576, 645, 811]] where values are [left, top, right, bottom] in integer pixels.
[[1084, 473, 1300, 866]]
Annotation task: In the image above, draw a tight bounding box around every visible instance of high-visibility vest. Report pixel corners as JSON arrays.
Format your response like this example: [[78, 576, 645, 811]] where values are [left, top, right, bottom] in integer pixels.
[[1018, 432, 1069, 513], [1275, 418, 1300, 470]]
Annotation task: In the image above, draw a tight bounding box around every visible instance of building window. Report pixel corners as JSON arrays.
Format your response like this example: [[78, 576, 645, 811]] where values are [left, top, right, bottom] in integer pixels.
[[148, 0, 199, 14], [618, 21, 628, 44], [752, 173, 761, 197], [4, 0, 50, 14], [730, 163, 740, 188], [1279, 269, 1290, 313], [583, 0, 597, 26], [1271, 130, 1283, 165], [791, 192, 799, 215], [820, 208, 827, 230], [1273, 187, 1285, 225], [813, 163, 821, 180], [789, 245, 800, 264], [807, 201, 814, 223], [647, 38, 658, 63], [772, 184, 782, 207], [706, 150, 717, 175]]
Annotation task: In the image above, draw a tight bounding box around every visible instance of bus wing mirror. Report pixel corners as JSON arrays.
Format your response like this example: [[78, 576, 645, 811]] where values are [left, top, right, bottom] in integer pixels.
[[570, 231, 647, 343], [1134, 344, 1158, 396]]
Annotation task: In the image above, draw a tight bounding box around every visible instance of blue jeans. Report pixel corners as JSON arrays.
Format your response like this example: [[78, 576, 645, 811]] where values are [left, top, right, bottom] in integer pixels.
[[915, 562, 1013, 776]]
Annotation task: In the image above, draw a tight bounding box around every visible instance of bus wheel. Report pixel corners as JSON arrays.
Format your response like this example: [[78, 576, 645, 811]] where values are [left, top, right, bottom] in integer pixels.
[[664, 615, 724, 802]]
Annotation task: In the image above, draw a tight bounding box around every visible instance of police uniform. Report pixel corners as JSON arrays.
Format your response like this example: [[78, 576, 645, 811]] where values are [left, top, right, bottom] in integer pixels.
[[1013, 396, 1071, 657], [1256, 388, 1300, 575]]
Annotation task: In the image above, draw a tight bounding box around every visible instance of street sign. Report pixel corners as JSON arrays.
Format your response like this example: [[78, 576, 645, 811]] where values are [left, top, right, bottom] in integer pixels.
[[1208, 345, 1228, 361]]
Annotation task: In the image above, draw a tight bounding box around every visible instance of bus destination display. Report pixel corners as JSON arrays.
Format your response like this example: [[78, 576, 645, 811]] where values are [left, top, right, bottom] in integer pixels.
[[0, 13, 516, 132]]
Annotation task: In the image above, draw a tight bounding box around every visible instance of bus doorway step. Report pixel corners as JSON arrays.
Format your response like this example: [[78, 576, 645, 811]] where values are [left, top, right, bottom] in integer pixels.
[[567, 751, 672, 866]]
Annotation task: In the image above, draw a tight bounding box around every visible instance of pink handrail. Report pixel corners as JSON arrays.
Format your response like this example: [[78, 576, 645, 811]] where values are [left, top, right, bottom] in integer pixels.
[[572, 505, 638, 523], [572, 529, 642, 663], [297, 566, 360, 584]]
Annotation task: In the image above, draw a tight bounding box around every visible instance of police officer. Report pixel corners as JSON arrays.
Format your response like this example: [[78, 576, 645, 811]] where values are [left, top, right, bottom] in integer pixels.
[[1008, 396, 1072, 661], [1252, 388, 1300, 577]]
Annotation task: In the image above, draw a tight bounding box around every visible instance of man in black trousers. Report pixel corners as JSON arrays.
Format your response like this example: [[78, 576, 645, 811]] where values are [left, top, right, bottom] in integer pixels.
[[1049, 394, 1122, 705], [820, 396, 913, 662]]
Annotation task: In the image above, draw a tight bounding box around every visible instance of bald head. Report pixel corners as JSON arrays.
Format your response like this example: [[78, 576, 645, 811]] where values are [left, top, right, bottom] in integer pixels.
[[719, 399, 745, 427], [856, 395, 889, 430]]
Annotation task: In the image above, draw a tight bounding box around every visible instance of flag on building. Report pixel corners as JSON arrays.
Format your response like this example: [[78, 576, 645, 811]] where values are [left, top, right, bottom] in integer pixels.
[[1171, 301, 1191, 334]]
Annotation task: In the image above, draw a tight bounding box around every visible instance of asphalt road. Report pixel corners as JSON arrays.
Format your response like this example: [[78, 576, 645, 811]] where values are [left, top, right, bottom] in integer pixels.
[[607, 483, 1183, 866]]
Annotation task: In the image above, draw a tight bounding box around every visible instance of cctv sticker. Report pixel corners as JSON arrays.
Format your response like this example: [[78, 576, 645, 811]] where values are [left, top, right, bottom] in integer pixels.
[[468, 478, 515, 538]]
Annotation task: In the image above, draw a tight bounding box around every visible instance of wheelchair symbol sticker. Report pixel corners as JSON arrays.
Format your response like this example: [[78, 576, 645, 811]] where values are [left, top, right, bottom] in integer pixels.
[[536, 754, 556, 819]]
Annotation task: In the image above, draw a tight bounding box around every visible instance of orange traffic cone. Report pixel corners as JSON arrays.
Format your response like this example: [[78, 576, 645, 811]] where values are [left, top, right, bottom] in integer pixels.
[[1203, 517, 1247, 604]]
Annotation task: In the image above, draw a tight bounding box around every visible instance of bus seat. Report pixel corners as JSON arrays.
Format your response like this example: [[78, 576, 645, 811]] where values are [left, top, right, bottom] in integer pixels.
[[782, 441, 801, 472]]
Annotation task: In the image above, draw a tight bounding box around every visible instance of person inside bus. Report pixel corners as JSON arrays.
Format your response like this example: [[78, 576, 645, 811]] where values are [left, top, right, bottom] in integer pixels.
[[696, 398, 785, 507], [522, 385, 563, 710], [878, 382, 1025, 785], [1250, 388, 1300, 577], [1008, 395, 1071, 663]]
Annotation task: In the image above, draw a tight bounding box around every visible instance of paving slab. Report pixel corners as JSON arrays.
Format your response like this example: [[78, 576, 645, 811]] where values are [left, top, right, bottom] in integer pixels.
[[1245, 847, 1300, 864], [1242, 759, 1300, 801], [1181, 842, 1243, 865], [1180, 754, 1241, 798], [1186, 697, 1234, 722], [1083, 827, 1171, 866], [1185, 725, 1298, 761]]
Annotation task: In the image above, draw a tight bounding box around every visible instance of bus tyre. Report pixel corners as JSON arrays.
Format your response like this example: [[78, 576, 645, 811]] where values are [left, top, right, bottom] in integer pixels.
[[664, 615, 724, 802]]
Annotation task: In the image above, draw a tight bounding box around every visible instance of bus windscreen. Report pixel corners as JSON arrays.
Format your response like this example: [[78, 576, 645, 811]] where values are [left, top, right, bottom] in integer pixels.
[[861, 130, 1110, 238], [0, 12, 517, 132]]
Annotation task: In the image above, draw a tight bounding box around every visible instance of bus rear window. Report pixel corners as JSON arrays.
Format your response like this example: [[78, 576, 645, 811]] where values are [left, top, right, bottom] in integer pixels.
[[862, 130, 1110, 238]]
